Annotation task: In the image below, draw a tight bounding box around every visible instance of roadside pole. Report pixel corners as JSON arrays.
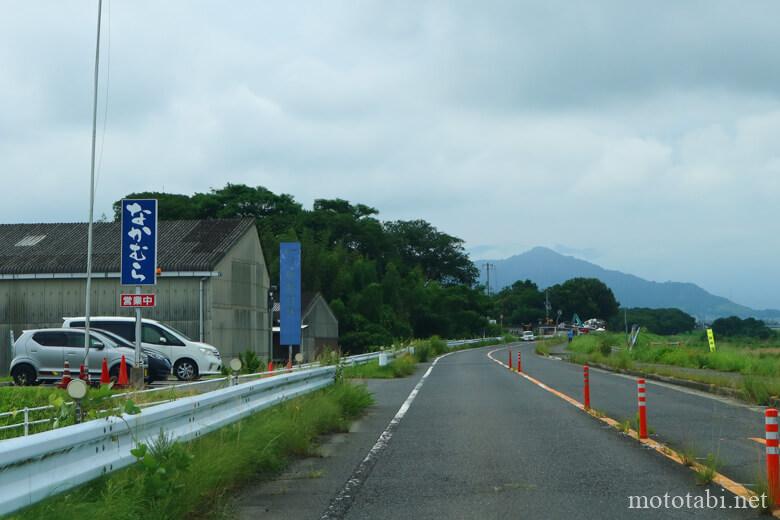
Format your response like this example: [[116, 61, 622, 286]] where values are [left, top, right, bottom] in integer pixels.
[[83, 0, 103, 376], [132, 286, 143, 388], [279, 242, 302, 367]]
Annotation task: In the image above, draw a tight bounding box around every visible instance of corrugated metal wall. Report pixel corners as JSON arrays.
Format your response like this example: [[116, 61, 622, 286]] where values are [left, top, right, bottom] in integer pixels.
[[0, 228, 272, 374], [0, 277, 202, 375]]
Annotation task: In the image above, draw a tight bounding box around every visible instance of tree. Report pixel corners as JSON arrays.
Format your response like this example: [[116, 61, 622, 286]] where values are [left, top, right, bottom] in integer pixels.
[[494, 280, 545, 326], [609, 308, 695, 335], [384, 220, 478, 285], [112, 192, 200, 220], [548, 278, 619, 320], [711, 316, 774, 339], [113, 184, 490, 353]]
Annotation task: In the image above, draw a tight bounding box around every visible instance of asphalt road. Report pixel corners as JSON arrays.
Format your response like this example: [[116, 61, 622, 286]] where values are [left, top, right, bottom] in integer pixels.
[[337, 344, 758, 519], [505, 342, 766, 487]]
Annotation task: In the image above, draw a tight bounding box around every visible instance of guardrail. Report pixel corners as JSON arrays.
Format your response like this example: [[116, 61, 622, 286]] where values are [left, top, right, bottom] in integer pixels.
[[0, 342, 485, 440], [446, 337, 503, 348], [0, 338, 493, 513], [0, 365, 336, 516]]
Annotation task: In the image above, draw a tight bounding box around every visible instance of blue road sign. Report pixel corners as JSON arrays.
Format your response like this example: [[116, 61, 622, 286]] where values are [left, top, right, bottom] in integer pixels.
[[279, 242, 301, 346], [120, 199, 158, 286]]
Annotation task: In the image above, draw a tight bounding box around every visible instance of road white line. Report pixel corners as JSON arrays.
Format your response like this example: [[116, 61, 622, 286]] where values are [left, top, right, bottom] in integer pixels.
[[320, 347, 472, 519]]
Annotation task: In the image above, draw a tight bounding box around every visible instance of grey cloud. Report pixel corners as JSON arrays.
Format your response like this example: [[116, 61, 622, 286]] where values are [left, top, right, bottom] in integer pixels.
[[1, 1, 780, 309]]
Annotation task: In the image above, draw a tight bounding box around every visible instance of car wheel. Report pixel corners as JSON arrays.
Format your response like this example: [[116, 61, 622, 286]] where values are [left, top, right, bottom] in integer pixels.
[[11, 364, 36, 386], [174, 359, 199, 381]]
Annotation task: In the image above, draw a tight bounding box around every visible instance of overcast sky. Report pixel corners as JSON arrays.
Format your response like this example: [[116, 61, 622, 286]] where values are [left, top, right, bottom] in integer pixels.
[[1, 1, 779, 308]]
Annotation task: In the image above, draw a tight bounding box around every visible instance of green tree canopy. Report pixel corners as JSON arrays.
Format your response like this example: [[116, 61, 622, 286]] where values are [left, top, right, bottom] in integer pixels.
[[711, 316, 774, 339], [609, 307, 696, 335], [548, 277, 619, 321], [116, 184, 489, 353], [493, 280, 545, 326]]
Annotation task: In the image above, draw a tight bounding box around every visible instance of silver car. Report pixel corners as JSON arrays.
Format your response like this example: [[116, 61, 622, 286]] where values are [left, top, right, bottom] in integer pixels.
[[10, 328, 145, 386]]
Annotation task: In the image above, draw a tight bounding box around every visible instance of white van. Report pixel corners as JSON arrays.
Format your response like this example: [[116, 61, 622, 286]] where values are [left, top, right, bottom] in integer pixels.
[[62, 317, 222, 380]]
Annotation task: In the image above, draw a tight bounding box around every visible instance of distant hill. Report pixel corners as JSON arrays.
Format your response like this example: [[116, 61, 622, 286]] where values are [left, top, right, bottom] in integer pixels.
[[478, 247, 780, 321]]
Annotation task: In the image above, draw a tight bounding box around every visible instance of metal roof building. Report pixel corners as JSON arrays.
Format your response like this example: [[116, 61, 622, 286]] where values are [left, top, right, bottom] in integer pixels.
[[272, 292, 339, 362], [0, 218, 271, 374]]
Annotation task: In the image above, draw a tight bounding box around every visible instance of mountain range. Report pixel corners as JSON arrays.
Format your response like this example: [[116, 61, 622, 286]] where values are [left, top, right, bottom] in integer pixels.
[[477, 247, 780, 321]]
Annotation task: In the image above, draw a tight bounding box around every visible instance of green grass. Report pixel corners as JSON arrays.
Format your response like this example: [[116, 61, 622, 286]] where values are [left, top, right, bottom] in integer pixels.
[[8, 381, 374, 520], [573, 332, 780, 406], [694, 453, 721, 485], [0, 383, 206, 440], [568, 331, 780, 378], [0, 386, 70, 439], [535, 343, 550, 356], [342, 354, 417, 379]]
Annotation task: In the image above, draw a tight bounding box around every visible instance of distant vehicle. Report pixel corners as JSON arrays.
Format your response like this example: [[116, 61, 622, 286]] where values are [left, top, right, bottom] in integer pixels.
[[62, 317, 222, 381], [521, 331, 536, 342], [10, 328, 147, 386]]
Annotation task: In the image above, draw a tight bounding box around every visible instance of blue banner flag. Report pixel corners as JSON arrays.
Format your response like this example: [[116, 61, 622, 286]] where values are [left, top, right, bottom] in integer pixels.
[[279, 242, 302, 346], [120, 199, 158, 286]]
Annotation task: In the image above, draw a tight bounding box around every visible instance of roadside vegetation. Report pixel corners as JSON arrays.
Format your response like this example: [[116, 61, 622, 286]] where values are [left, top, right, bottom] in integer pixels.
[[342, 354, 417, 379], [341, 335, 512, 379], [8, 381, 373, 520], [567, 326, 780, 404], [0, 384, 200, 440]]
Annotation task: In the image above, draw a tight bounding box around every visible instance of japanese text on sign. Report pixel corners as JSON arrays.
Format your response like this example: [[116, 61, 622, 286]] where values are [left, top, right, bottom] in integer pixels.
[[120, 199, 158, 286], [120, 293, 156, 308]]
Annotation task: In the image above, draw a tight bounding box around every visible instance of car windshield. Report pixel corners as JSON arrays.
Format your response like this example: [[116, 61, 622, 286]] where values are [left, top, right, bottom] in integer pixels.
[[90, 331, 119, 349], [161, 323, 191, 341], [93, 329, 133, 348]]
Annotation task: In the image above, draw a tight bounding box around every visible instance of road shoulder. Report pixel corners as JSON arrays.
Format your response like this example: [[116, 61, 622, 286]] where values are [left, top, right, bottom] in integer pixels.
[[230, 364, 430, 520]]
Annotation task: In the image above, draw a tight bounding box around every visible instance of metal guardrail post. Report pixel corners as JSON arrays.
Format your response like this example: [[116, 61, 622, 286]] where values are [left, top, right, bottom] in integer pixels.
[[23, 408, 29, 437]]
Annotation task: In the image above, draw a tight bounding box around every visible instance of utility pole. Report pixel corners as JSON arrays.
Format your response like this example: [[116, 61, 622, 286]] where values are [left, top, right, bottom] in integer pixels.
[[83, 0, 103, 373], [545, 291, 551, 323], [482, 263, 495, 296]]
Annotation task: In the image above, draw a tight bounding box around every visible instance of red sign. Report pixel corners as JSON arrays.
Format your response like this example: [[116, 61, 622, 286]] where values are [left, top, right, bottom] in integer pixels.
[[120, 293, 156, 308]]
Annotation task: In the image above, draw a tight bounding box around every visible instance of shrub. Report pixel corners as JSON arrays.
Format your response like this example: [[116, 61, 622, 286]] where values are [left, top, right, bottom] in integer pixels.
[[239, 350, 262, 374], [415, 343, 431, 363], [391, 355, 416, 377], [429, 336, 447, 356], [598, 337, 612, 357]]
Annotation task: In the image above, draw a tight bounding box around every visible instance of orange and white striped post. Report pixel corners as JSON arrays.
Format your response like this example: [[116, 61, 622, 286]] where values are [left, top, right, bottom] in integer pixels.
[[637, 378, 648, 439], [508, 350, 513, 370], [517, 351, 522, 373], [766, 408, 779, 505], [583, 365, 590, 410]]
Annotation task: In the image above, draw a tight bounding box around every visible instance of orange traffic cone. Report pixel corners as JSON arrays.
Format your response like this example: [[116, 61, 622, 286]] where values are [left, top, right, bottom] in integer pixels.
[[268, 360, 274, 372], [100, 357, 111, 385], [58, 361, 72, 389], [116, 355, 129, 387]]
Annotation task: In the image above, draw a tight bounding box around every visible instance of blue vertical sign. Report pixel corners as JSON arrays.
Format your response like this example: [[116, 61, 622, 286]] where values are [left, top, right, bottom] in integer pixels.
[[120, 199, 158, 286], [279, 242, 301, 346]]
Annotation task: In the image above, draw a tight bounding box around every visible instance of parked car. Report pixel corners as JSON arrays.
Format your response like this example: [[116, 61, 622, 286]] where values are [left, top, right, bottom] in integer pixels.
[[10, 328, 147, 386], [88, 328, 172, 382], [521, 331, 536, 342], [62, 317, 222, 381]]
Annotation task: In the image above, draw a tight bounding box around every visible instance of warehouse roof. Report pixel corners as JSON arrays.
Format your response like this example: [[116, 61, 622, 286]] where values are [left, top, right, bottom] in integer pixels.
[[0, 218, 256, 275]]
